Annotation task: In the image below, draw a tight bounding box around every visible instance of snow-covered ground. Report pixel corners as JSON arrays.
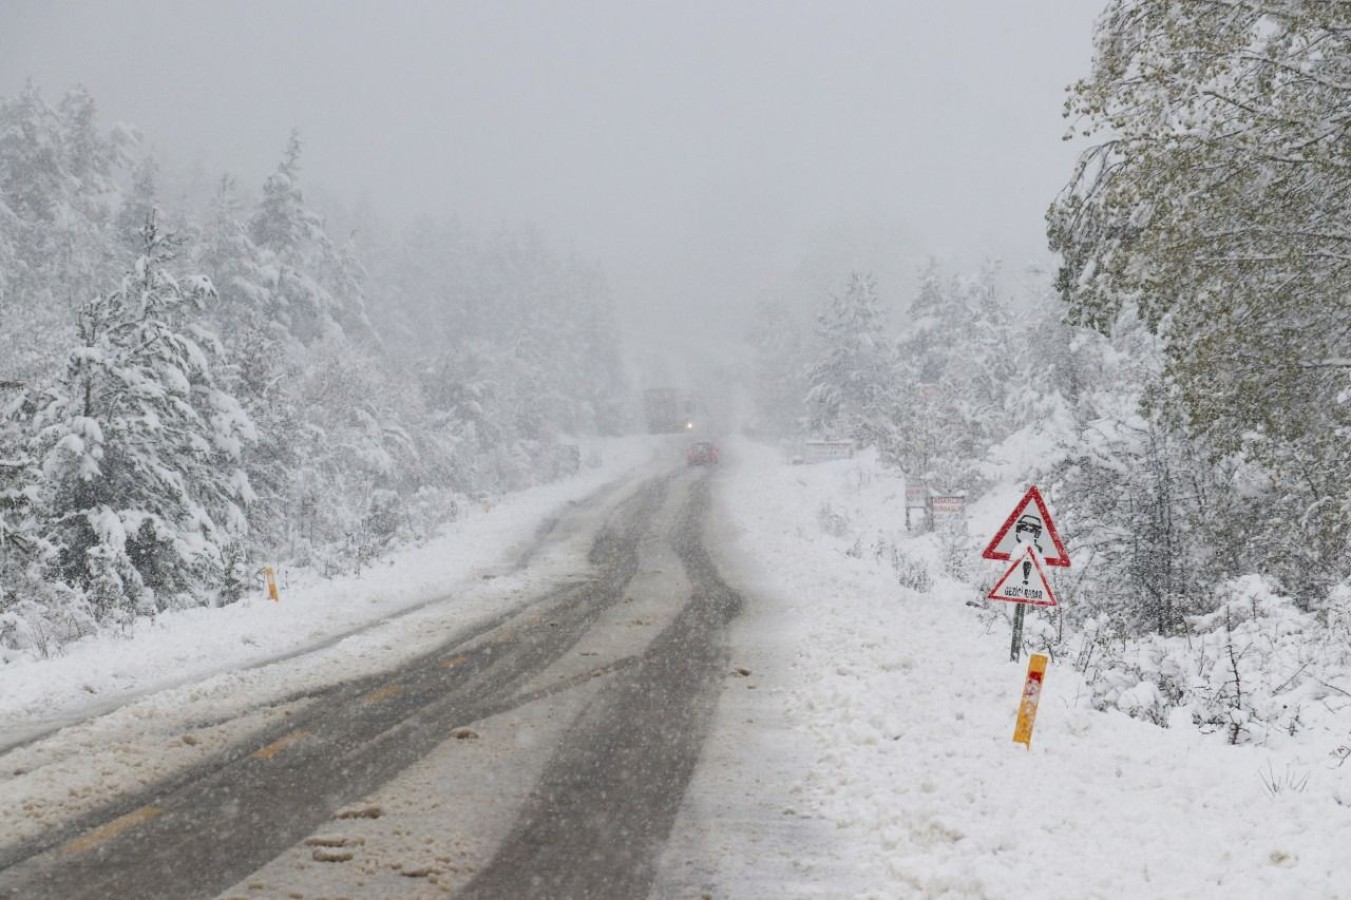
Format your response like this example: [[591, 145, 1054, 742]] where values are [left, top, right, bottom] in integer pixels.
[[690, 437, 1351, 899], [0, 436, 663, 850], [0, 436, 660, 749], [3, 434, 1350, 898]]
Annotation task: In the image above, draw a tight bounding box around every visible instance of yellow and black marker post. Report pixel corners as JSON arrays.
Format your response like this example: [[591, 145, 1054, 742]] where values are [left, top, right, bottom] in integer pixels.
[[1013, 653, 1048, 749]]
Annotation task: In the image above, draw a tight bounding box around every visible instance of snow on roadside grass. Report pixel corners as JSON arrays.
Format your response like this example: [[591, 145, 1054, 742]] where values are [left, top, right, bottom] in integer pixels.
[[0, 436, 659, 743], [717, 436, 1351, 899], [0, 437, 668, 853]]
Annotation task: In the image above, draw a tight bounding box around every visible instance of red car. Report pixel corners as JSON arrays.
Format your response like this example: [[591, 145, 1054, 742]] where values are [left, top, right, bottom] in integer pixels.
[[686, 441, 719, 465]]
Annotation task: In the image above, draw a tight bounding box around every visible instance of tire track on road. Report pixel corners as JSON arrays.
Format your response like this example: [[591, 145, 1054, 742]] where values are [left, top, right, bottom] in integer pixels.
[[0, 477, 669, 900], [457, 475, 744, 900]]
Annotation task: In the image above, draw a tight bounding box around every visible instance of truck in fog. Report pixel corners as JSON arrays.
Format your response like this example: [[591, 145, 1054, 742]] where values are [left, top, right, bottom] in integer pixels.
[[643, 388, 697, 433]]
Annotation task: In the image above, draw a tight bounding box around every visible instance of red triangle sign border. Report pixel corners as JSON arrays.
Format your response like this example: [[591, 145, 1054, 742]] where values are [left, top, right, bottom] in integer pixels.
[[981, 485, 1071, 568]]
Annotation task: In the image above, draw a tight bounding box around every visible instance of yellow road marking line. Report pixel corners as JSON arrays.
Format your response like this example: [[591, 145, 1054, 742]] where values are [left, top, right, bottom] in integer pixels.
[[439, 654, 470, 668], [253, 729, 312, 760], [361, 683, 405, 705], [60, 806, 163, 856]]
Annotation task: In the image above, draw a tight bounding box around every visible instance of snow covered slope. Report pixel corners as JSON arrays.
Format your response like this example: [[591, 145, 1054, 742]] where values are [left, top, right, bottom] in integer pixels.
[[689, 437, 1351, 898]]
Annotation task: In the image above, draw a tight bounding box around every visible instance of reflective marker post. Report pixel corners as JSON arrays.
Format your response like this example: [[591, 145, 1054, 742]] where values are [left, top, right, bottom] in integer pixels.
[[1013, 653, 1048, 749]]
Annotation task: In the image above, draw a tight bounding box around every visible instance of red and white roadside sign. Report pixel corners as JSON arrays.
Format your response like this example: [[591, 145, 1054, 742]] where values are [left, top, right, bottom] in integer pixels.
[[987, 544, 1057, 607], [981, 486, 1071, 568], [929, 494, 965, 521]]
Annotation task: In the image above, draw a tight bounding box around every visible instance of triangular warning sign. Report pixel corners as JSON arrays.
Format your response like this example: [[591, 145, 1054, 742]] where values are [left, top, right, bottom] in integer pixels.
[[981, 485, 1071, 568], [987, 545, 1057, 607]]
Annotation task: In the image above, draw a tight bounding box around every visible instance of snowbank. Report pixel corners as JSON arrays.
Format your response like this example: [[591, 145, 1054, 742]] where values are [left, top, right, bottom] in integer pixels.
[[0, 436, 659, 747], [710, 436, 1351, 898]]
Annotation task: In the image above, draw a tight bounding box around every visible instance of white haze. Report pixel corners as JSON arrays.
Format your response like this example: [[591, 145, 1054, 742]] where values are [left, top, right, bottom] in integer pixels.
[[0, 0, 1097, 351]]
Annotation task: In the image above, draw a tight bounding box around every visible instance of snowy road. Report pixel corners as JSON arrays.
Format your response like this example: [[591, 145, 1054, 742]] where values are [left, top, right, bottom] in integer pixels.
[[8, 438, 1342, 898], [0, 466, 747, 899]]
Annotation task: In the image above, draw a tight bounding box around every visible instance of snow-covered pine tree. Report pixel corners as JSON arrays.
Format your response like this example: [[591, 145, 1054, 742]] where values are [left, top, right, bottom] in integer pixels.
[[282, 337, 429, 571], [0, 83, 128, 384], [0, 379, 65, 653], [892, 262, 997, 493], [0, 198, 18, 353], [194, 173, 298, 555], [114, 155, 159, 257], [951, 262, 1019, 442], [248, 131, 374, 347], [530, 254, 627, 438], [899, 258, 952, 385], [806, 271, 896, 450], [36, 214, 255, 620]]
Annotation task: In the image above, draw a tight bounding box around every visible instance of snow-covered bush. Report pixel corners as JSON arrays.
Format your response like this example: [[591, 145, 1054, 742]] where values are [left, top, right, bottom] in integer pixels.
[[934, 516, 975, 581], [1080, 576, 1351, 744], [1183, 577, 1318, 743], [817, 501, 850, 538], [1078, 628, 1187, 728], [0, 586, 97, 661], [866, 535, 933, 594]]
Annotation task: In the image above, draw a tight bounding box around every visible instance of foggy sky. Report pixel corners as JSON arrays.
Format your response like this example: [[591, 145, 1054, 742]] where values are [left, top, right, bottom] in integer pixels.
[[1, 1, 1099, 348]]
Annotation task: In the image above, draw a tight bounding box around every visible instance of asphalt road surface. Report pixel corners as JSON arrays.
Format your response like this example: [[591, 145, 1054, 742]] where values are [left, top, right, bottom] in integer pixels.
[[0, 466, 744, 899]]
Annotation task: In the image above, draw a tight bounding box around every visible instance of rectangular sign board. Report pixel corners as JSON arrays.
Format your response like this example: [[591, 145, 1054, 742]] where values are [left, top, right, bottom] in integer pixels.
[[802, 440, 855, 463], [929, 495, 965, 515]]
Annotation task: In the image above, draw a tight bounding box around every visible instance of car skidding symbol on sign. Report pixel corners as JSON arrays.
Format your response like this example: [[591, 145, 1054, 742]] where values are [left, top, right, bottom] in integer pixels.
[[1014, 514, 1043, 553]]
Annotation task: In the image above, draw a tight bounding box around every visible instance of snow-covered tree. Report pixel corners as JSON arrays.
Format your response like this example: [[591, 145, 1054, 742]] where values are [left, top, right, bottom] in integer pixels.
[[1047, 314, 1214, 634], [891, 261, 1023, 494], [806, 271, 896, 449], [0, 380, 60, 649], [193, 174, 299, 553], [1048, 1, 1351, 599], [570, 271, 628, 435], [899, 259, 953, 385], [248, 131, 374, 347], [36, 216, 254, 619], [0, 82, 632, 648], [0, 83, 128, 383], [114, 154, 159, 257], [280, 338, 430, 570]]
